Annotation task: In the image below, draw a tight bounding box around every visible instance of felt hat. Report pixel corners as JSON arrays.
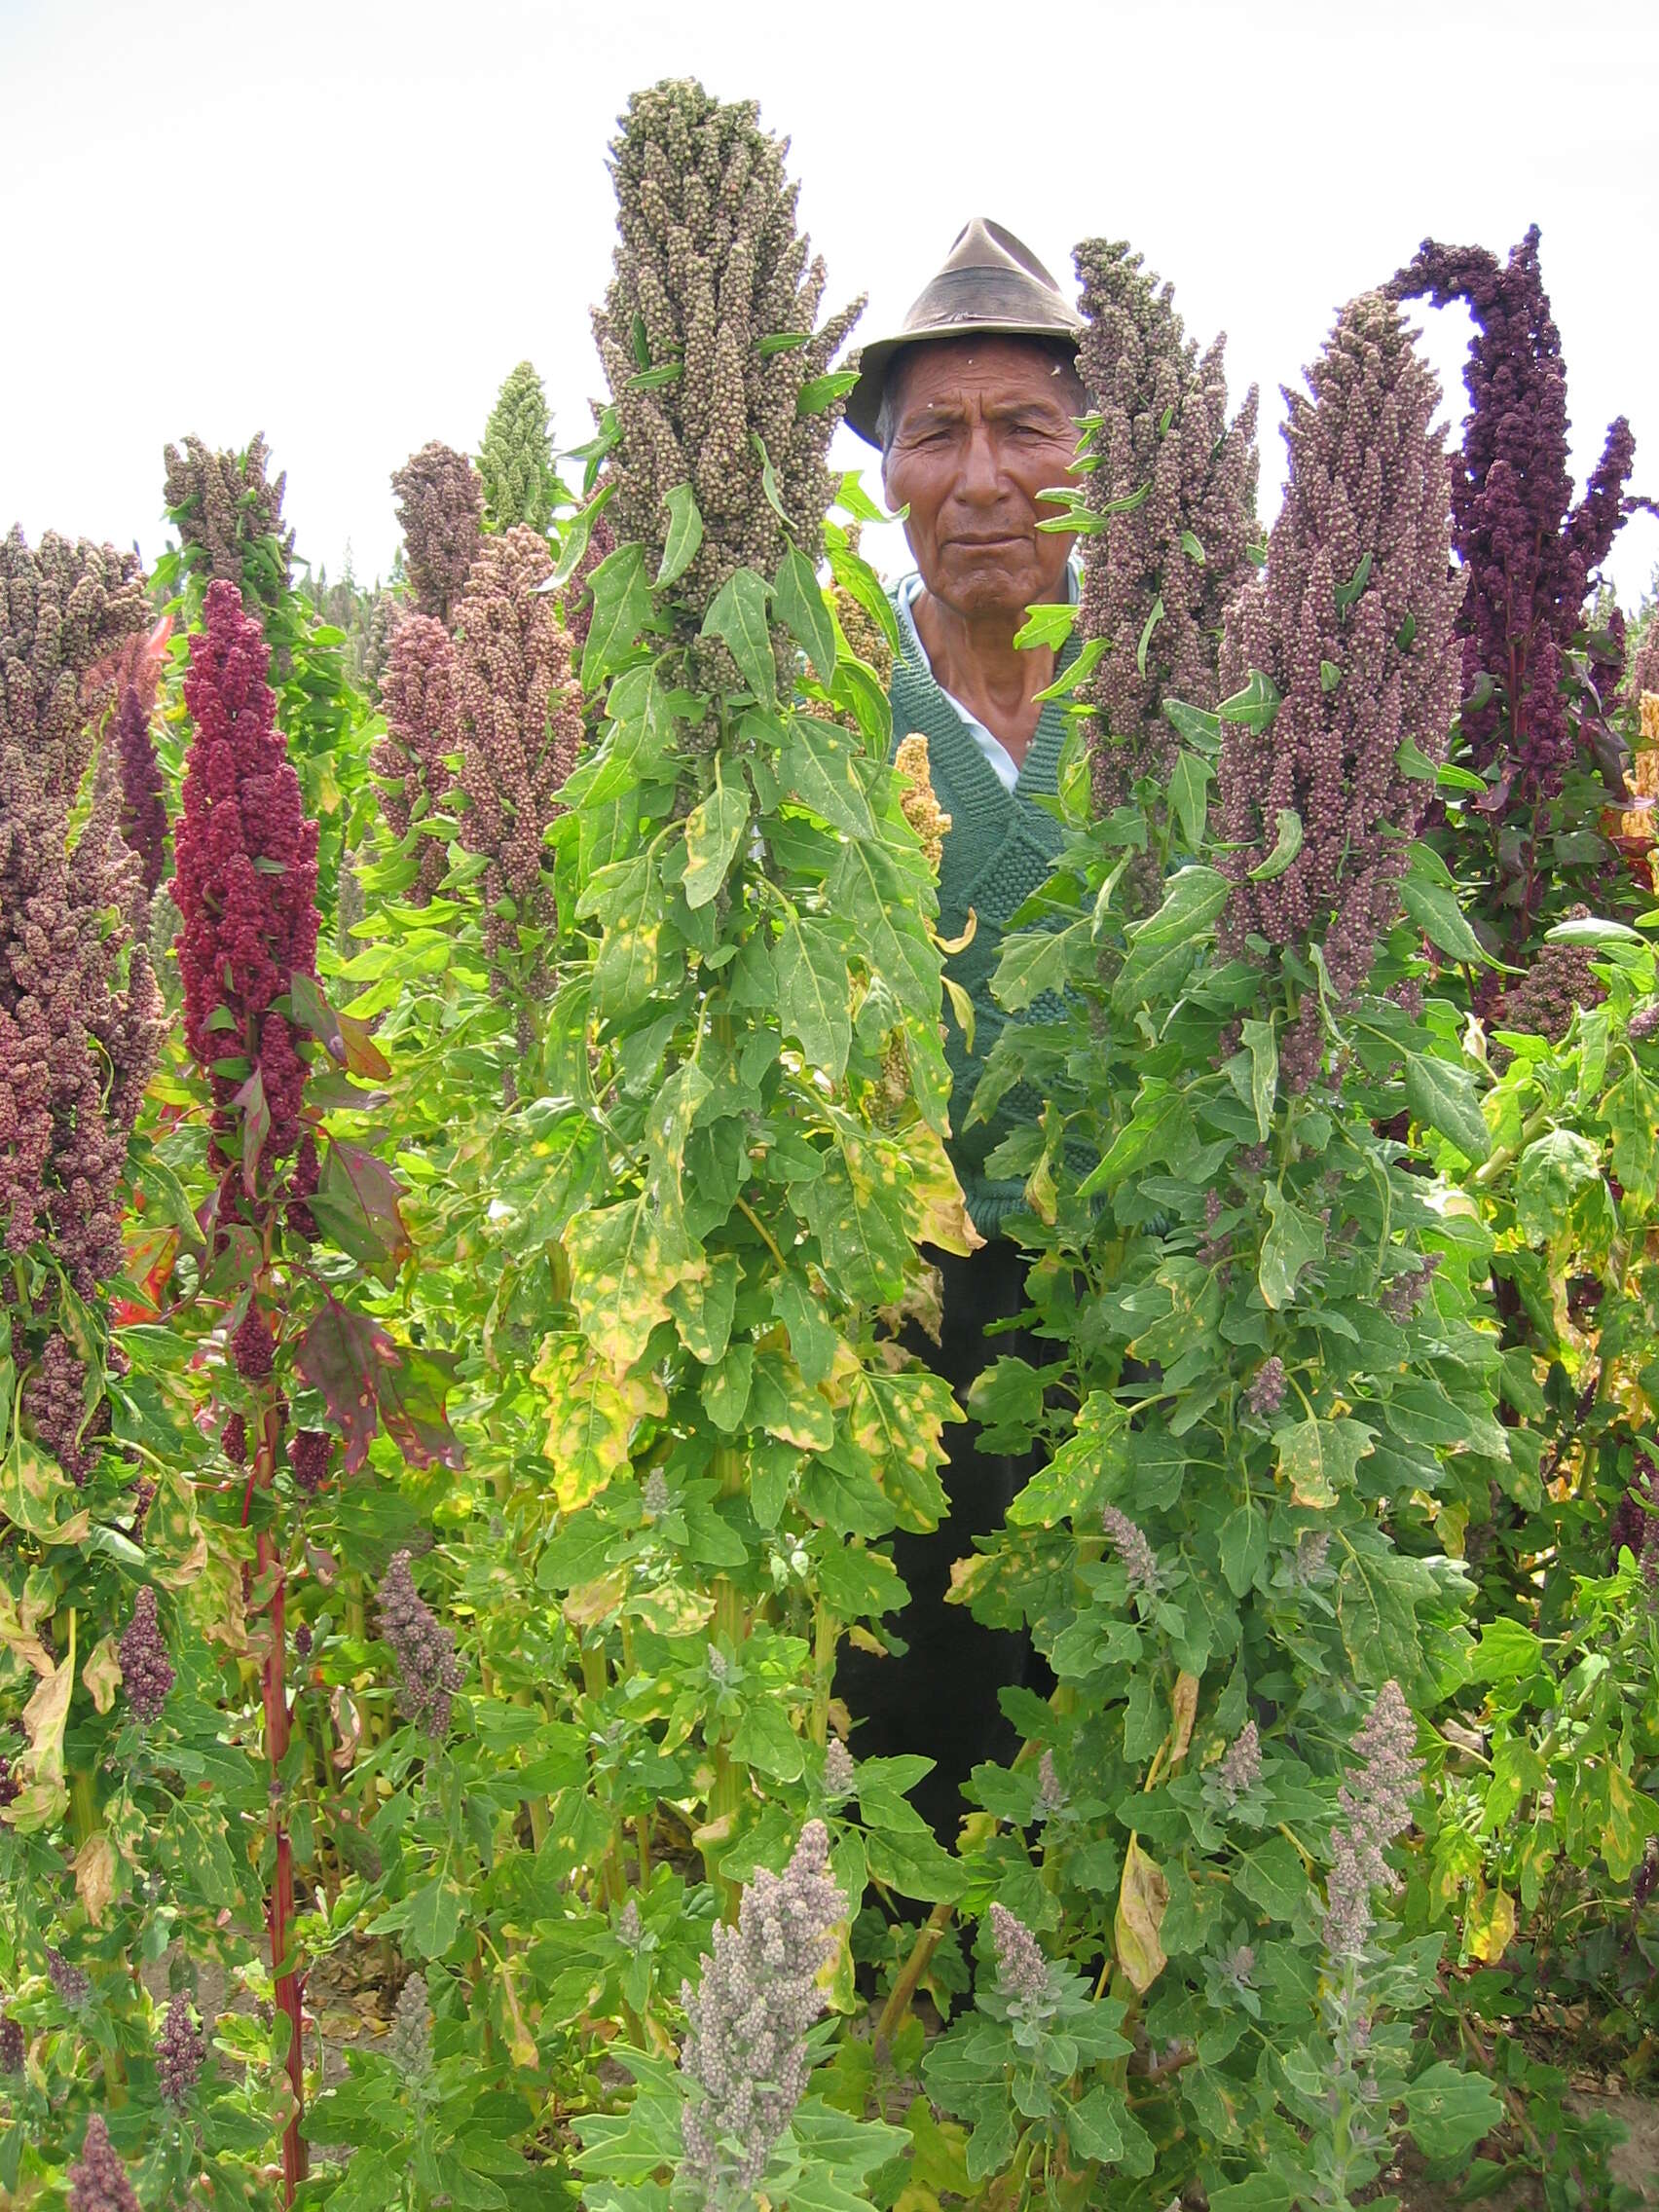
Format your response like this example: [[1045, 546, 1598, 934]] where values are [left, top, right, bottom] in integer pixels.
[[842, 216, 1085, 448]]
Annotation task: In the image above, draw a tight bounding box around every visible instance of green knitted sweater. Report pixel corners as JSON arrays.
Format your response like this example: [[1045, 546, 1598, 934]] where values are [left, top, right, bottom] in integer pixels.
[[888, 596, 1074, 1237]]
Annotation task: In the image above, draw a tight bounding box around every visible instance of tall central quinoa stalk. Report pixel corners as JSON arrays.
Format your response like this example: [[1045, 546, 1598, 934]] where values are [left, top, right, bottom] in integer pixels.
[[541, 78, 972, 1941]]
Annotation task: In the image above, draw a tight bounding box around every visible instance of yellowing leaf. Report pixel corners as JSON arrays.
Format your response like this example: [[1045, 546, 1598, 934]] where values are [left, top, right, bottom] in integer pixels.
[[849, 1363, 953, 1531], [624, 1583, 716, 1636], [1463, 1883, 1516, 1965], [900, 1119, 982, 1258], [1169, 1672, 1199, 1766], [0, 1585, 55, 1677], [566, 1196, 700, 1378], [498, 1959, 539, 2069], [682, 756, 751, 909], [562, 1574, 626, 1631], [1602, 1764, 1659, 1883], [535, 1335, 666, 1511], [0, 1423, 87, 1541], [1274, 1417, 1372, 1508], [12, 1627, 75, 1830], [1115, 1834, 1169, 1994], [84, 1635, 122, 1714], [74, 1833, 118, 1927], [147, 1470, 211, 1593]]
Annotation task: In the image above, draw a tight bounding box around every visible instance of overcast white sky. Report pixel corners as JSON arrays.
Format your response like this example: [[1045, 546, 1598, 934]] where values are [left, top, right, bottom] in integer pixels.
[[4, 0, 1657, 607]]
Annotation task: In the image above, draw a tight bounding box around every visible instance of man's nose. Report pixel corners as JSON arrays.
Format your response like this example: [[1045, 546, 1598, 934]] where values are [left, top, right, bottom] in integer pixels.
[[956, 422, 1002, 503]]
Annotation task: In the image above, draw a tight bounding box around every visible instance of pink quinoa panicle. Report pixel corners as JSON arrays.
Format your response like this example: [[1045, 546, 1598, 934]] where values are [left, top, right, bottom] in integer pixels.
[[370, 611, 455, 903], [1214, 292, 1463, 1089]]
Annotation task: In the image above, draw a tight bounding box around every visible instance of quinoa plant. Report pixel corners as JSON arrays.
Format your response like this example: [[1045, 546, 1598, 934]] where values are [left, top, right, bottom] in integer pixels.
[[457, 71, 982, 2194], [163, 577, 456, 2199], [1412, 919, 1659, 2074], [574, 1822, 905, 2209], [918, 288, 1504, 2204]]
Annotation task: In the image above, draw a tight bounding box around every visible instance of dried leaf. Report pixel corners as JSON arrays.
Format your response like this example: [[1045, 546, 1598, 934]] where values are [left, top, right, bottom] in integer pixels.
[[74, 1833, 119, 1926], [1114, 1834, 1169, 1993], [84, 1635, 122, 1714]]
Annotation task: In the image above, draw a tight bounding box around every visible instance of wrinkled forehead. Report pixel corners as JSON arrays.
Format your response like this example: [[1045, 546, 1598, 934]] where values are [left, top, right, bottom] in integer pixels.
[[887, 335, 1082, 424]]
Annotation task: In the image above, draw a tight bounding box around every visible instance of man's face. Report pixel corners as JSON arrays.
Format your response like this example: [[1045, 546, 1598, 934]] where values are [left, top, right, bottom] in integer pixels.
[[882, 337, 1082, 621]]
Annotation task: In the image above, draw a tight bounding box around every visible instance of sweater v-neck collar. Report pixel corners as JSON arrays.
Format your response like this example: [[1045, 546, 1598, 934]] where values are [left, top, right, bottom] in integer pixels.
[[891, 608, 1069, 828]]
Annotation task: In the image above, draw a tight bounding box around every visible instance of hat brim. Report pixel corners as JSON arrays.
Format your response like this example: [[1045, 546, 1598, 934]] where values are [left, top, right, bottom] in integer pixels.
[[842, 318, 1083, 449]]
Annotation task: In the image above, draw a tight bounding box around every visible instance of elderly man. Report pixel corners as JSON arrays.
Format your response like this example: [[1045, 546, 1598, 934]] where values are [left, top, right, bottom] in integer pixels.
[[835, 221, 1086, 1837]]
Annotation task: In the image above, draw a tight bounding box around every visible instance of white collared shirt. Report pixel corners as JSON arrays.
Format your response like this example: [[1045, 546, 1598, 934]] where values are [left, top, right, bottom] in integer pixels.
[[894, 564, 1082, 794]]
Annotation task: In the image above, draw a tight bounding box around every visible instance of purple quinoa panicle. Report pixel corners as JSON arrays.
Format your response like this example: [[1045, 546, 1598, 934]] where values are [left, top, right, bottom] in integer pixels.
[[23, 1332, 105, 1484], [391, 442, 483, 630], [1489, 904, 1604, 1059], [163, 432, 295, 606], [988, 1901, 1051, 2010], [105, 624, 171, 898], [0, 533, 160, 1283], [1215, 290, 1463, 1089], [1389, 227, 1646, 814], [822, 1735, 856, 1798], [1214, 1718, 1263, 1806], [47, 1946, 92, 2008], [67, 2114, 141, 2212], [119, 1586, 175, 1722], [677, 1820, 845, 2204], [0, 529, 162, 1467], [1101, 1503, 1162, 1597], [378, 1549, 463, 1736], [155, 1994, 204, 2106], [289, 1427, 332, 1494], [1323, 1678, 1424, 1962], [1072, 238, 1260, 814], [1246, 1355, 1286, 1419]]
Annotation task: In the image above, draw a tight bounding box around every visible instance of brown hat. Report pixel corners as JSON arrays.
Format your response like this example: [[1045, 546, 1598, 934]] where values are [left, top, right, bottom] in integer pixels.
[[843, 217, 1085, 448]]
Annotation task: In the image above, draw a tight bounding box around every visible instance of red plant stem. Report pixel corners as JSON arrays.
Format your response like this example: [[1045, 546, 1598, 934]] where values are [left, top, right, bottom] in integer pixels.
[[254, 1397, 308, 2197]]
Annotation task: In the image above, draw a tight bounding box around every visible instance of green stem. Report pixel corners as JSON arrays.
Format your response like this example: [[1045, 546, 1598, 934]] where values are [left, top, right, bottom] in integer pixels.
[[874, 1810, 997, 2057], [65, 1730, 128, 2103], [809, 1604, 839, 1748], [708, 1438, 747, 1914]]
